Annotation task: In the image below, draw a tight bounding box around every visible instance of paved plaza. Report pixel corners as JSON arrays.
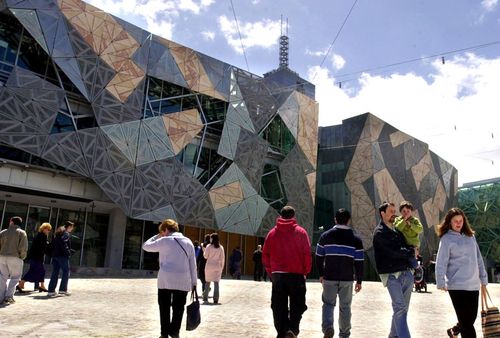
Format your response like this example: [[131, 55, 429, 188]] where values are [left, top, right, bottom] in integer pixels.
[[0, 277, 498, 337]]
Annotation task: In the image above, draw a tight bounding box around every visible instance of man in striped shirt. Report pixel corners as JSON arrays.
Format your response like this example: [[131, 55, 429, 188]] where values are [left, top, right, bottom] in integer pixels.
[[315, 208, 364, 338]]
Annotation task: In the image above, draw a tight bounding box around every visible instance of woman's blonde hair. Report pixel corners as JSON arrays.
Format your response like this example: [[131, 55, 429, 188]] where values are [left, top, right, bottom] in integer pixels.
[[38, 222, 52, 232], [159, 219, 179, 233]]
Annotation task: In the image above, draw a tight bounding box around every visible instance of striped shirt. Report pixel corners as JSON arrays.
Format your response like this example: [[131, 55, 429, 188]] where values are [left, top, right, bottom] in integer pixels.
[[315, 225, 364, 283]]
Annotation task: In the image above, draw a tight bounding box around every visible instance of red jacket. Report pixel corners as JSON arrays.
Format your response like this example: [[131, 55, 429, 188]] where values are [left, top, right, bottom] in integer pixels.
[[262, 217, 312, 276]]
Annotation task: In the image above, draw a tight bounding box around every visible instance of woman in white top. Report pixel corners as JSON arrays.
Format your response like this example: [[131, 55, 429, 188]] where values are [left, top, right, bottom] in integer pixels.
[[202, 233, 225, 304], [143, 219, 197, 338]]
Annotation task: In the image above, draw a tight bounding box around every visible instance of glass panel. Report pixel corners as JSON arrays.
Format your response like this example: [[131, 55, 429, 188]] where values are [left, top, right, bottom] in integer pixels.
[[142, 221, 159, 270], [25, 206, 50, 246], [56, 209, 86, 266], [2, 201, 28, 230], [261, 115, 295, 155], [51, 112, 76, 134], [0, 12, 22, 82], [122, 218, 143, 269], [261, 164, 287, 210], [81, 212, 109, 267], [0, 200, 4, 228]]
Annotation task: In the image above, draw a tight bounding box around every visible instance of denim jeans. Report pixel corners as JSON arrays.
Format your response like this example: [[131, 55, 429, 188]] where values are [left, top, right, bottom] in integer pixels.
[[322, 280, 353, 337], [48, 256, 70, 292], [0, 255, 23, 299], [387, 270, 413, 338], [203, 281, 219, 303]]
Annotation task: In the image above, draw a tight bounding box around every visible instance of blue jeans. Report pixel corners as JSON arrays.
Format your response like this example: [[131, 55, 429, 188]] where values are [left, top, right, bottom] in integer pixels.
[[322, 280, 353, 337], [48, 256, 70, 292], [203, 281, 219, 303], [387, 270, 413, 338]]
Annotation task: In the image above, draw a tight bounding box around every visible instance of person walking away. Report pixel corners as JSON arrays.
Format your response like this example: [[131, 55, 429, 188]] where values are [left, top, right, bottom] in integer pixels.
[[143, 219, 197, 338], [435, 208, 488, 338], [394, 201, 423, 269], [197, 234, 210, 293], [0, 216, 28, 304], [47, 221, 74, 297], [373, 202, 414, 338], [17, 222, 52, 293], [253, 244, 263, 281], [262, 205, 312, 338], [229, 246, 242, 279], [203, 233, 224, 304], [316, 208, 364, 338]]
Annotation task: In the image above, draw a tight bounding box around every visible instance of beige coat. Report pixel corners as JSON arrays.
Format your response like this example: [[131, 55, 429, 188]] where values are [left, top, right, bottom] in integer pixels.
[[204, 244, 225, 282]]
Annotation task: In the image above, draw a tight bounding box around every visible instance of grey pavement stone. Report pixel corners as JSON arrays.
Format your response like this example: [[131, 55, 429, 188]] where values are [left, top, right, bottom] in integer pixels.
[[0, 278, 498, 337]]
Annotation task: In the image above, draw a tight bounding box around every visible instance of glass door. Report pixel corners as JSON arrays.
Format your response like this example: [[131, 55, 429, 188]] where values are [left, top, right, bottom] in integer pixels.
[[25, 205, 51, 245]]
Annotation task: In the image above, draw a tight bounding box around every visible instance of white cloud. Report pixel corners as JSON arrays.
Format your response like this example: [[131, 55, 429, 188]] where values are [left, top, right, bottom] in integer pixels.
[[87, 0, 214, 39], [218, 15, 281, 54], [481, 0, 498, 11], [331, 53, 346, 70], [309, 54, 500, 185], [201, 30, 215, 41], [305, 48, 327, 57]]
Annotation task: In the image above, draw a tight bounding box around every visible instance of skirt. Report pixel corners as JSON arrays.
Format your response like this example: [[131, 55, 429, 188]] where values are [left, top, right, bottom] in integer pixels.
[[22, 260, 46, 282]]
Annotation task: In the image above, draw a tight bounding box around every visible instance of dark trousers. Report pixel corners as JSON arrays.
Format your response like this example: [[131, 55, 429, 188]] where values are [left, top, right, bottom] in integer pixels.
[[271, 273, 307, 338], [448, 290, 479, 338], [158, 289, 188, 337], [254, 263, 263, 281]]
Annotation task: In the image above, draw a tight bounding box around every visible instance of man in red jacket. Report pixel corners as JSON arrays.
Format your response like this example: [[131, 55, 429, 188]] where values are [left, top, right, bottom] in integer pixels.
[[263, 206, 312, 338]]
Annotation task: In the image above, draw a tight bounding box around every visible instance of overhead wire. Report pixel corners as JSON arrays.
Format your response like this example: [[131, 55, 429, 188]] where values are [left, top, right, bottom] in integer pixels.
[[229, 0, 250, 72]]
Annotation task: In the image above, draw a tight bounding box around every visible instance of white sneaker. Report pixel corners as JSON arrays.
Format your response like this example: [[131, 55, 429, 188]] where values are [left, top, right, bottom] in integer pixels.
[[47, 292, 57, 297], [58, 291, 71, 296]]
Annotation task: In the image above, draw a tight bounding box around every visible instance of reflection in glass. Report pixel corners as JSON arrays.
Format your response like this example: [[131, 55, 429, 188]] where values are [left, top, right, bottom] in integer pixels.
[[81, 213, 109, 267], [122, 218, 143, 269], [2, 201, 28, 230], [261, 164, 287, 210], [25, 206, 50, 246]]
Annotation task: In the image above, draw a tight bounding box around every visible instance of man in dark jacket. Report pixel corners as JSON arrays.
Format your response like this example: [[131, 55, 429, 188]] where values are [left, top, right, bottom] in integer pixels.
[[373, 202, 414, 338], [263, 206, 311, 338], [252, 244, 263, 281], [48, 221, 74, 297], [316, 208, 364, 338]]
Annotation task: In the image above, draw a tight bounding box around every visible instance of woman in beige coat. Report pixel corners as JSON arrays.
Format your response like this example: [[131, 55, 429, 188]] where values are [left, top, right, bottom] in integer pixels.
[[202, 233, 225, 304]]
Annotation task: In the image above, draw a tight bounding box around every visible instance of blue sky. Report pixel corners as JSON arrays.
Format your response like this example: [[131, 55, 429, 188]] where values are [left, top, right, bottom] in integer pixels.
[[88, 0, 500, 185]]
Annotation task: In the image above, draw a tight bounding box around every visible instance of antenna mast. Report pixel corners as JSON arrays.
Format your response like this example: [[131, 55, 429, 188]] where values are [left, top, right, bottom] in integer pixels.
[[279, 15, 289, 69]]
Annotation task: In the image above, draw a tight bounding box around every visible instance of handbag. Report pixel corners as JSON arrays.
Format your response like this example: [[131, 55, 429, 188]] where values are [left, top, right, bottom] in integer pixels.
[[186, 289, 201, 331], [481, 285, 500, 337]]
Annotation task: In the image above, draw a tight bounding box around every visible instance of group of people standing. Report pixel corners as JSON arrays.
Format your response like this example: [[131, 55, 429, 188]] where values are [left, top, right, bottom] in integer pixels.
[[0, 217, 75, 304]]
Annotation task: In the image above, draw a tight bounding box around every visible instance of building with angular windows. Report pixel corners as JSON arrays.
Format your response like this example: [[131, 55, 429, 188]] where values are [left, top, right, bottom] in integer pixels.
[[315, 113, 458, 276], [0, 0, 318, 273], [459, 177, 500, 277]]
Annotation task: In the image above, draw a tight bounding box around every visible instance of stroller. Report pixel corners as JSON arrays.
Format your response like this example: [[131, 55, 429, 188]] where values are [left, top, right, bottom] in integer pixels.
[[413, 263, 427, 292]]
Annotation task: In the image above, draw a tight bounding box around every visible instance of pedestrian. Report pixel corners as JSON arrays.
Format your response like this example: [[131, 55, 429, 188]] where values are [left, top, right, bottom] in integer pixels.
[[197, 234, 210, 293], [17, 222, 52, 293], [262, 205, 312, 338], [372, 202, 414, 338], [142, 219, 197, 338], [202, 233, 224, 304], [193, 240, 201, 260], [394, 201, 423, 268], [229, 246, 242, 279], [253, 244, 263, 281], [47, 221, 74, 297], [315, 208, 364, 338], [435, 207, 488, 338], [0, 216, 28, 304]]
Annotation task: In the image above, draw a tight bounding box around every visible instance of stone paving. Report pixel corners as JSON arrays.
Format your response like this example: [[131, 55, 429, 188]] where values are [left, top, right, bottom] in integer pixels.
[[0, 277, 498, 338]]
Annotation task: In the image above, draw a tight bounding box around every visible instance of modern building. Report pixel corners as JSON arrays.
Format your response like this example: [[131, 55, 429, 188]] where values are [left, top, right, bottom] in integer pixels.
[[459, 177, 500, 280], [315, 113, 458, 277], [0, 0, 318, 273]]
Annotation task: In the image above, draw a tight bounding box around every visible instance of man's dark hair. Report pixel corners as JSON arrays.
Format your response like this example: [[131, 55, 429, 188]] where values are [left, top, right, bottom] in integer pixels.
[[335, 208, 351, 225], [399, 201, 414, 212], [378, 202, 395, 217], [64, 220, 75, 228], [10, 216, 22, 226], [280, 205, 295, 219]]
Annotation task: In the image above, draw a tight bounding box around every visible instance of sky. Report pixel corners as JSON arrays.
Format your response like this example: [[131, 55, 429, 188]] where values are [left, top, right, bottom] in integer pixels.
[[87, 0, 500, 186]]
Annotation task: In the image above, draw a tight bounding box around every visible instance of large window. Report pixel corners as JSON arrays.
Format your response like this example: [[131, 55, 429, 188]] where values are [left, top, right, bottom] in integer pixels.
[[25, 206, 50, 245], [122, 218, 144, 269], [81, 212, 109, 267], [261, 115, 295, 155], [260, 164, 287, 210], [1, 201, 28, 230], [56, 209, 86, 267]]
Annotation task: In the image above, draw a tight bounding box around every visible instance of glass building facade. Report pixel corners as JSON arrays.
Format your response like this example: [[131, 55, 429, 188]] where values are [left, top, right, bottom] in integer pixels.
[[0, 0, 318, 273]]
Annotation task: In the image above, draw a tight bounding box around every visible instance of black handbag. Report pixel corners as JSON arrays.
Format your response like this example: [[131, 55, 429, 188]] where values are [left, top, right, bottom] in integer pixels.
[[186, 289, 201, 331]]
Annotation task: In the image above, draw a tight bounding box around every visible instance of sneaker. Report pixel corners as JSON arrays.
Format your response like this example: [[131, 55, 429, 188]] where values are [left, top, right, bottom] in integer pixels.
[[58, 291, 71, 296], [3, 297, 15, 304], [47, 292, 58, 297], [285, 330, 297, 338], [323, 327, 334, 338]]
